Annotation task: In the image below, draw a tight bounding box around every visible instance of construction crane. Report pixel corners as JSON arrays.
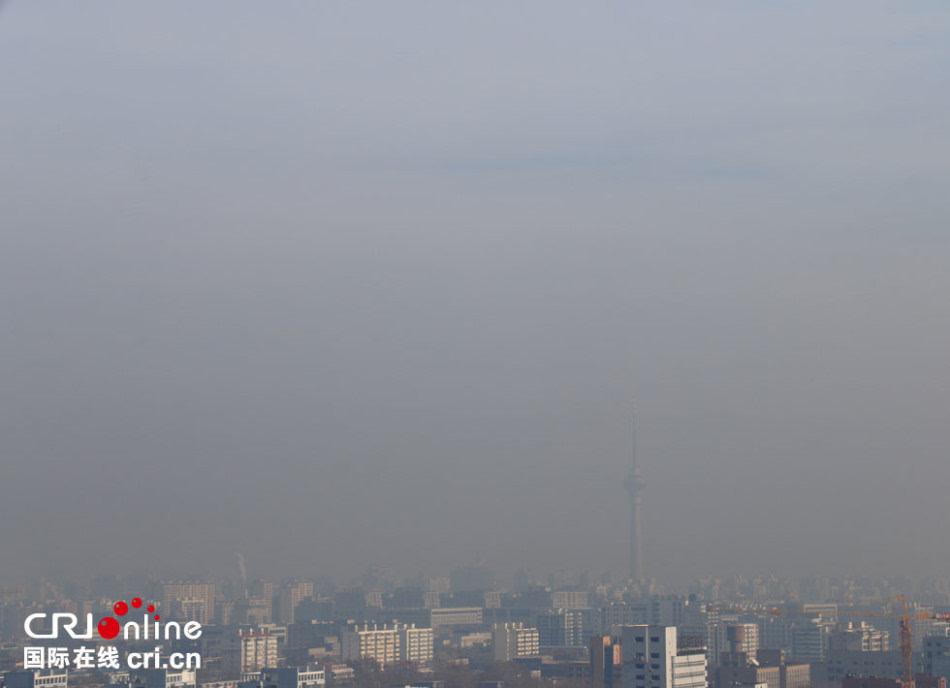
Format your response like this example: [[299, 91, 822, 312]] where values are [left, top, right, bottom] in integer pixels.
[[710, 597, 950, 687], [894, 594, 915, 686]]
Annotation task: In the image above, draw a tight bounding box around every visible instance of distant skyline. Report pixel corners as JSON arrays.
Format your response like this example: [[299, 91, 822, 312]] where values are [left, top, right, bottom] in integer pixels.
[[2, 2, 950, 586], [11, 564, 950, 600]]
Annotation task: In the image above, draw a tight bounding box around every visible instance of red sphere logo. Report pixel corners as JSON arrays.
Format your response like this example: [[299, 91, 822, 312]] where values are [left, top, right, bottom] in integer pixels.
[[97, 597, 159, 639], [98, 617, 121, 640]]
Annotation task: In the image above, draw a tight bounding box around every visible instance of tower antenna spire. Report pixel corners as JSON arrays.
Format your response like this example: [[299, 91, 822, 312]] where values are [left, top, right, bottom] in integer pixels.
[[624, 411, 646, 583]]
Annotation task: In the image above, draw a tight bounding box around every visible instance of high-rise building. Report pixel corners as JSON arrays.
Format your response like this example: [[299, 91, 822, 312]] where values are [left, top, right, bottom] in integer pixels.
[[649, 598, 688, 628], [755, 649, 811, 688], [234, 596, 273, 625], [202, 628, 278, 676], [823, 650, 904, 683], [278, 581, 314, 624], [537, 609, 589, 647], [713, 646, 811, 688], [401, 625, 435, 665], [758, 616, 794, 655], [709, 620, 759, 666], [341, 623, 433, 667], [553, 591, 590, 610], [621, 625, 707, 688], [162, 582, 215, 624], [429, 607, 483, 628], [493, 622, 541, 662], [829, 622, 889, 652], [790, 618, 834, 663], [238, 630, 279, 673], [718, 624, 761, 666], [595, 604, 649, 637], [591, 635, 623, 688], [251, 580, 275, 601], [924, 631, 950, 683]]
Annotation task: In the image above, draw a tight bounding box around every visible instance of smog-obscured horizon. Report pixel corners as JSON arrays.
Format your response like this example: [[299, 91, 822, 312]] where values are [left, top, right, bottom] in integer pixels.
[[2, 2, 949, 587]]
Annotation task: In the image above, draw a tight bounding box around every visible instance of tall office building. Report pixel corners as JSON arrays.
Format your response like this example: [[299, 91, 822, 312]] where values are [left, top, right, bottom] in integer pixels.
[[790, 618, 834, 663], [621, 625, 707, 688], [537, 609, 589, 647]]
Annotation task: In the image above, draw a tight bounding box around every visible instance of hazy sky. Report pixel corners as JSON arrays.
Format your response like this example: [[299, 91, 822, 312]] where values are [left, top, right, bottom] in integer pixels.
[[2, 2, 950, 588]]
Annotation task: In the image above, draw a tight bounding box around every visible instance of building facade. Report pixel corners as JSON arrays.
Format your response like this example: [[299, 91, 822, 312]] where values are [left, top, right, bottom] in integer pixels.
[[621, 625, 707, 688], [341, 623, 434, 667], [493, 623, 541, 662]]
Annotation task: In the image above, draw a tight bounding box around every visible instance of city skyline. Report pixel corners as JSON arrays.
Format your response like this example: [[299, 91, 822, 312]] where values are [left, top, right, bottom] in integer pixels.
[[8, 563, 950, 688]]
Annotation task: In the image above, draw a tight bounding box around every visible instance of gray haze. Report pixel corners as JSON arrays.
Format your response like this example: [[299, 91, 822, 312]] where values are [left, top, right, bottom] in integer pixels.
[[2, 2, 950, 586]]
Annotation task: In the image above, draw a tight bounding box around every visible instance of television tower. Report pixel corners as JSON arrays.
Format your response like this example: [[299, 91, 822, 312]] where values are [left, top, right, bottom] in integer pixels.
[[624, 414, 646, 583]]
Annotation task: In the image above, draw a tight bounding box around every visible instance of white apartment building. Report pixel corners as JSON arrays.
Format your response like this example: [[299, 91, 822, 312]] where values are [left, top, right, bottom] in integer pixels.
[[493, 622, 541, 662], [401, 625, 435, 665], [236, 630, 278, 674], [341, 624, 434, 667], [621, 625, 707, 688], [202, 628, 278, 676]]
